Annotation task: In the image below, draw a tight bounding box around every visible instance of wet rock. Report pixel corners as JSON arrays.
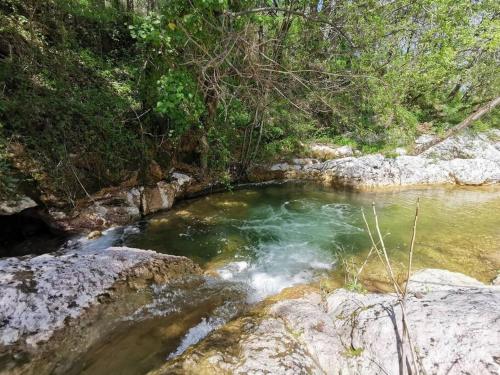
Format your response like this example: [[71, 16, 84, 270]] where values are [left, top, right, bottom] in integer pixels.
[[141, 172, 195, 215], [0, 196, 37, 215], [153, 269, 500, 375], [0, 246, 201, 348], [86, 230, 102, 240]]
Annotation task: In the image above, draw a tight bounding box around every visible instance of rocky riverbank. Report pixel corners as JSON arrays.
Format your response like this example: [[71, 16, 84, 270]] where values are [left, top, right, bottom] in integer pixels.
[[249, 131, 500, 188], [0, 247, 201, 374], [2, 131, 499, 239], [150, 269, 500, 375]]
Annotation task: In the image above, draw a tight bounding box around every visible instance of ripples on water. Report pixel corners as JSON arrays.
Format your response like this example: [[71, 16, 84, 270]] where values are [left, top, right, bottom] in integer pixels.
[[68, 183, 500, 374]]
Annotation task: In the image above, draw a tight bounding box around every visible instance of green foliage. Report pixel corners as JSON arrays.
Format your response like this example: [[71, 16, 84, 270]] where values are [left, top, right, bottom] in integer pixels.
[[344, 347, 364, 358], [1, 0, 498, 202], [156, 70, 205, 136], [0, 126, 18, 199], [345, 281, 366, 294]]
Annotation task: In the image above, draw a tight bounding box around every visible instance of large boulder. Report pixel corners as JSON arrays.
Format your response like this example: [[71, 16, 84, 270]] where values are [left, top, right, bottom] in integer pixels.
[[0, 246, 201, 374], [141, 172, 194, 215], [421, 132, 500, 161], [152, 269, 500, 375], [0, 246, 201, 348]]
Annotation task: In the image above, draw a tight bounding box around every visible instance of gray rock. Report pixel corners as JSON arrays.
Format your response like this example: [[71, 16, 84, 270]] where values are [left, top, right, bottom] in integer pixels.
[[394, 147, 407, 156], [0, 196, 37, 215], [415, 134, 438, 145], [254, 133, 500, 188], [422, 133, 500, 162], [154, 269, 500, 375], [0, 246, 200, 348], [309, 144, 354, 160], [53, 172, 196, 229], [291, 158, 320, 166]]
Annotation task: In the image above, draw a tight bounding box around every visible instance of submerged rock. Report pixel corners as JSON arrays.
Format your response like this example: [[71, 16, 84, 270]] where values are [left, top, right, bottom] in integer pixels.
[[249, 132, 500, 188], [152, 269, 500, 375]]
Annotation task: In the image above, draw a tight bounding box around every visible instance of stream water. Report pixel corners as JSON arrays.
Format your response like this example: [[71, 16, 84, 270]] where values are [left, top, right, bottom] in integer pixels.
[[66, 182, 500, 374]]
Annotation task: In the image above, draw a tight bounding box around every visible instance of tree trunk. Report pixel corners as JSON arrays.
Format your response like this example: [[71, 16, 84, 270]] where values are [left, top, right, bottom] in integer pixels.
[[127, 0, 134, 12], [199, 88, 218, 175], [414, 96, 500, 155]]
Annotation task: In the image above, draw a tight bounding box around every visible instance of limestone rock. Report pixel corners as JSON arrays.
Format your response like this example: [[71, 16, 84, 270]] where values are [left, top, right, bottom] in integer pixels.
[[56, 187, 142, 231], [142, 181, 177, 215], [249, 132, 500, 188], [52, 171, 196, 229], [0, 196, 37, 215], [0, 246, 201, 348], [422, 132, 500, 162], [308, 144, 354, 160], [86, 230, 102, 240], [152, 269, 500, 375], [171, 172, 193, 187]]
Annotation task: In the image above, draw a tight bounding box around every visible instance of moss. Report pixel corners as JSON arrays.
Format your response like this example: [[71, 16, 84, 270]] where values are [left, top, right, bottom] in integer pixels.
[[343, 347, 364, 357]]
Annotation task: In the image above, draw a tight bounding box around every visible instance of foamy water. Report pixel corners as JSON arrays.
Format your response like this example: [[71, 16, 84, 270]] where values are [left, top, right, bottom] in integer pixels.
[[64, 183, 500, 372]]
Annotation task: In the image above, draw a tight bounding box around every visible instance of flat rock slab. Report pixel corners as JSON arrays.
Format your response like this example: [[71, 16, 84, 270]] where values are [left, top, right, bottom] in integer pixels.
[[0, 247, 200, 348], [153, 269, 500, 375]]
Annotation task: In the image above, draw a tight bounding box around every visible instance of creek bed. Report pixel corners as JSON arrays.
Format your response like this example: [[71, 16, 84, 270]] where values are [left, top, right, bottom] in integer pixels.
[[59, 183, 500, 374]]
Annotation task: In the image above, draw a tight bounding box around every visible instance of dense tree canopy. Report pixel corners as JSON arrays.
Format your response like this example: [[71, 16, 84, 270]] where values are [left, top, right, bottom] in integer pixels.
[[0, 0, 498, 202]]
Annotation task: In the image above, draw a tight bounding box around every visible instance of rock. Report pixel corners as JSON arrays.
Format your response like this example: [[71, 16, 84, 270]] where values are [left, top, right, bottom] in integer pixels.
[[492, 274, 500, 286], [249, 132, 500, 188], [270, 162, 292, 171], [415, 134, 437, 145], [291, 158, 320, 166], [171, 172, 193, 187], [0, 246, 201, 348], [142, 181, 177, 215], [86, 230, 102, 240], [148, 160, 164, 181], [0, 196, 37, 215], [52, 171, 196, 229], [153, 269, 500, 375], [422, 133, 500, 162], [394, 147, 407, 156], [55, 187, 143, 231], [308, 144, 354, 160], [406, 268, 485, 292]]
